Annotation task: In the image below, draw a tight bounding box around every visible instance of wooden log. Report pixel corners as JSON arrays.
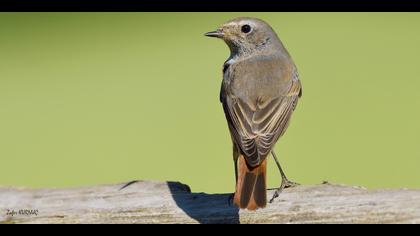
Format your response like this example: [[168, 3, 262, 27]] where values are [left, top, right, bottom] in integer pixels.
[[1, 180, 420, 224]]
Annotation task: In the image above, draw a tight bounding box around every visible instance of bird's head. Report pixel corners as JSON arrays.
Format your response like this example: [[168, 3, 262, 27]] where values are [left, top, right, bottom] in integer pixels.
[[204, 17, 281, 57]]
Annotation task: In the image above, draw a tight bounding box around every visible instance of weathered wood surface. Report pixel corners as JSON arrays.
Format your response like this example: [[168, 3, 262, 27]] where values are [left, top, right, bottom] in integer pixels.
[[1, 180, 420, 224]]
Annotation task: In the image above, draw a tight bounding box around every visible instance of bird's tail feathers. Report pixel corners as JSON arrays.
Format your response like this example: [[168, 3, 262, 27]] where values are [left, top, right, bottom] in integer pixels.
[[233, 155, 267, 210]]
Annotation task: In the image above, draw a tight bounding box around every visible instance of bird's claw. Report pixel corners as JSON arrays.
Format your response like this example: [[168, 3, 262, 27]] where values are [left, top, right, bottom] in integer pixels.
[[269, 179, 300, 203]]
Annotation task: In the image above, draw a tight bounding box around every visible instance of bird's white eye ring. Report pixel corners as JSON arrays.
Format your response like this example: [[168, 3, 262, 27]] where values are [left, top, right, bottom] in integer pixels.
[[241, 24, 252, 34]]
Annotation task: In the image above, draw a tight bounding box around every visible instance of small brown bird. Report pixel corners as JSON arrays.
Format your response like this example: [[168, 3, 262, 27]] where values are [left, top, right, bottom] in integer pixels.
[[205, 17, 302, 210]]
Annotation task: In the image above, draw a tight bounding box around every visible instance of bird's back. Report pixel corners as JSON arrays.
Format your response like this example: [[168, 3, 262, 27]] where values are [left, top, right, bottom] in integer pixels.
[[221, 53, 300, 167]]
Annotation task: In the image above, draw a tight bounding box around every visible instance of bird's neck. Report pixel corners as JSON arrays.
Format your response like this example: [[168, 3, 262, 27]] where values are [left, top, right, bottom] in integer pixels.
[[227, 42, 255, 59], [226, 48, 289, 68], [226, 38, 289, 62]]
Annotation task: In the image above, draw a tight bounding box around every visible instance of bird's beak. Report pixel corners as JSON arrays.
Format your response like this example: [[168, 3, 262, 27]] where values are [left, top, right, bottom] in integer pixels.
[[204, 29, 224, 38]]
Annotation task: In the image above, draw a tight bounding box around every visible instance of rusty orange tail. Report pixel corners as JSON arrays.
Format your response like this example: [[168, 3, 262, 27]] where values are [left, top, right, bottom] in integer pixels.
[[233, 155, 267, 210]]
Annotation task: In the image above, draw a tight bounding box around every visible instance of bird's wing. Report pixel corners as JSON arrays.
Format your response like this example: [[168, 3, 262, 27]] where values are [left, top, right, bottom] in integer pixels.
[[222, 71, 302, 167]]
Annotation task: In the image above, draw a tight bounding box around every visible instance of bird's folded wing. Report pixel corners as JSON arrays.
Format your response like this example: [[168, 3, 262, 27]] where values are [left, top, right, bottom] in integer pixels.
[[222, 77, 301, 167]]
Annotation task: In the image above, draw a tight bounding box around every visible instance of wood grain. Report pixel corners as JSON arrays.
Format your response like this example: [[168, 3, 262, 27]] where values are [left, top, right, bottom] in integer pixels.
[[1, 180, 420, 224]]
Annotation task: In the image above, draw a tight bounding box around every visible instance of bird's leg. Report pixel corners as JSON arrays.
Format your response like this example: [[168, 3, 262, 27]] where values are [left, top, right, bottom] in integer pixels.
[[272, 150, 298, 188], [269, 150, 299, 203]]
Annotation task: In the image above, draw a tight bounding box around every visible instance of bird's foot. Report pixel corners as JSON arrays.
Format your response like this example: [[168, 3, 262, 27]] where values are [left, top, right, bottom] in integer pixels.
[[269, 179, 300, 203], [284, 179, 300, 189]]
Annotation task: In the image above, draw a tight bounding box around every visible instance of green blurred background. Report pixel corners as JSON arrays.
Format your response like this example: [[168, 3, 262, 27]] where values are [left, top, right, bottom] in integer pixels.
[[1, 13, 419, 193]]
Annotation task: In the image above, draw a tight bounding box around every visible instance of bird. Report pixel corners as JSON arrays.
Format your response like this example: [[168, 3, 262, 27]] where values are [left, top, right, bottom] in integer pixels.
[[205, 17, 302, 210]]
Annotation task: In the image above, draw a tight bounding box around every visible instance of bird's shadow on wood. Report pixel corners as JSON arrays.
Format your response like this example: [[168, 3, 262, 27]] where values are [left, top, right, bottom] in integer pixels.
[[167, 181, 240, 224]]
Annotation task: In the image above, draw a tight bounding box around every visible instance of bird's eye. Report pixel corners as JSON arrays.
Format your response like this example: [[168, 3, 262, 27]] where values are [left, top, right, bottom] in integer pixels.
[[241, 24, 251, 34]]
